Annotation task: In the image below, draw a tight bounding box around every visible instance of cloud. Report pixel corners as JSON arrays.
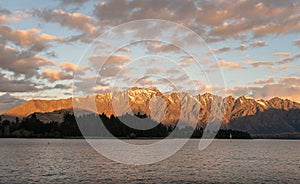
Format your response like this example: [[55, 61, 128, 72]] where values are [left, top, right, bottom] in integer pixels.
[[294, 39, 300, 47], [0, 9, 30, 24], [33, 9, 96, 35], [0, 26, 64, 51], [0, 8, 11, 16], [45, 51, 57, 58], [166, 68, 181, 74], [89, 54, 132, 69], [53, 84, 72, 89], [208, 17, 249, 39], [0, 72, 39, 92], [250, 41, 267, 48], [100, 65, 130, 77], [212, 47, 231, 54], [145, 43, 179, 53], [294, 53, 300, 59], [277, 57, 294, 64], [233, 41, 266, 52], [60, 62, 88, 73], [0, 93, 26, 114], [279, 76, 300, 86], [212, 60, 246, 70], [179, 56, 195, 64], [0, 8, 11, 24], [73, 76, 110, 94], [118, 47, 132, 53], [0, 25, 64, 52], [133, 77, 162, 86], [130, 76, 189, 92], [253, 77, 275, 85], [228, 84, 300, 102], [245, 61, 273, 68], [69, 0, 296, 44], [280, 65, 292, 70], [88, 54, 132, 78], [206, 1, 300, 39], [252, 15, 300, 38], [93, 0, 197, 26], [227, 76, 300, 102], [0, 44, 56, 78], [24, 0, 299, 44], [275, 52, 300, 65], [2, 1, 300, 103], [92, 85, 114, 94], [59, 0, 90, 6], [235, 44, 247, 51], [42, 69, 73, 82], [145, 66, 164, 75], [272, 52, 291, 57]]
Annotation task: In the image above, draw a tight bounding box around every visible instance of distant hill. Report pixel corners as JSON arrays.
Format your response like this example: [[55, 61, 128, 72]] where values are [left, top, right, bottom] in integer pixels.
[[2, 87, 300, 137]]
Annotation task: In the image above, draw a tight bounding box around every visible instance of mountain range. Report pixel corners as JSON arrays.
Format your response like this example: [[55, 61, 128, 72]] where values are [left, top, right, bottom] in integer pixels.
[[2, 87, 300, 138]]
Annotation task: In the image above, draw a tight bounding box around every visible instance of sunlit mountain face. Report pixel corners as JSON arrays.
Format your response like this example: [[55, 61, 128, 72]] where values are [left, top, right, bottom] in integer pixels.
[[0, 1, 300, 114], [2, 87, 300, 136]]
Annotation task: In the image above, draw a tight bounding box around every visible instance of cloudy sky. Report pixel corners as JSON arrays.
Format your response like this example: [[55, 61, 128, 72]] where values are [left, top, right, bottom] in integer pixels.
[[0, 0, 300, 113]]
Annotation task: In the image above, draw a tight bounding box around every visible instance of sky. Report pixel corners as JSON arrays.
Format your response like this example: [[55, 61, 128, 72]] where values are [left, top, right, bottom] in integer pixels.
[[0, 0, 300, 113]]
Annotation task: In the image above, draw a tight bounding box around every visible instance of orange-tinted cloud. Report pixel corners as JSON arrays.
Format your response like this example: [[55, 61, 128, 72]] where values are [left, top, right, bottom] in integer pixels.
[[272, 52, 291, 57], [212, 47, 231, 54], [60, 62, 88, 73], [227, 76, 300, 102], [34, 9, 96, 35], [43, 69, 73, 82], [213, 60, 246, 70], [245, 61, 273, 68], [0, 25, 64, 51], [92, 0, 300, 42]]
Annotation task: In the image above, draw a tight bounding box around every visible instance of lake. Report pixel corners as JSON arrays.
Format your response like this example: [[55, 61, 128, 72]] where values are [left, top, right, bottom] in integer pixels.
[[0, 139, 299, 183]]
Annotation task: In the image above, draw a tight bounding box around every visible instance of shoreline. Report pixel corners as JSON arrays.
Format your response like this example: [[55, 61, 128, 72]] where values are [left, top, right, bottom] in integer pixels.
[[1, 137, 300, 140]]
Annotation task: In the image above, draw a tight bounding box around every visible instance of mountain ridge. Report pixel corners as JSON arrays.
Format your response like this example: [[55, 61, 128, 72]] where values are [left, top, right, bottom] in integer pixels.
[[4, 87, 299, 118], [2, 87, 300, 135]]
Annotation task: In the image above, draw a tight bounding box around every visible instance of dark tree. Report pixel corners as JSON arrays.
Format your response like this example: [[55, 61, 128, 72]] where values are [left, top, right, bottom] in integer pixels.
[[61, 113, 82, 137]]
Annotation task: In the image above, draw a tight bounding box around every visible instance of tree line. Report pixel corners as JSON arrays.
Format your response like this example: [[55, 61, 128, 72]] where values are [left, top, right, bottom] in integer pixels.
[[0, 113, 251, 139]]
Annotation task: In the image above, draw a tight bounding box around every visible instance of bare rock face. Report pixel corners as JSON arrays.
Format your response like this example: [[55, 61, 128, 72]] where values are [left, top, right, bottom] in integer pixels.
[[2, 87, 300, 134], [228, 96, 300, 134], [4, 98, 73, 118]]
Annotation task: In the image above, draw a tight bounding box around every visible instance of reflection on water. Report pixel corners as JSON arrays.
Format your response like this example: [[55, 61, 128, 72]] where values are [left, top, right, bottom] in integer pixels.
[[0, 139, 299, 183]]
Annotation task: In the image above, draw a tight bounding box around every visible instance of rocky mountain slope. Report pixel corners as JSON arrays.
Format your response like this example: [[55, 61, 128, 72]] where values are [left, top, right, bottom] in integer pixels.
[[2, 87, 300, 135]]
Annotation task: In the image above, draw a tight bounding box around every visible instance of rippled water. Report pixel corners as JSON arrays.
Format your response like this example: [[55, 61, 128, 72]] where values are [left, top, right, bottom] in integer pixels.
[[0, 139, 299, 183]]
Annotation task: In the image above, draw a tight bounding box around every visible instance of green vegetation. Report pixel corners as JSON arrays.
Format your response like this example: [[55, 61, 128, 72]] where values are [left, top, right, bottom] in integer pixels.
[[0, 113, 251, 139]]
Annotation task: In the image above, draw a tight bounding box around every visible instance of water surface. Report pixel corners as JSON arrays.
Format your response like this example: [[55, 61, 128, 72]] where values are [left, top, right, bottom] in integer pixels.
[[0, 139, 299, 183]]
